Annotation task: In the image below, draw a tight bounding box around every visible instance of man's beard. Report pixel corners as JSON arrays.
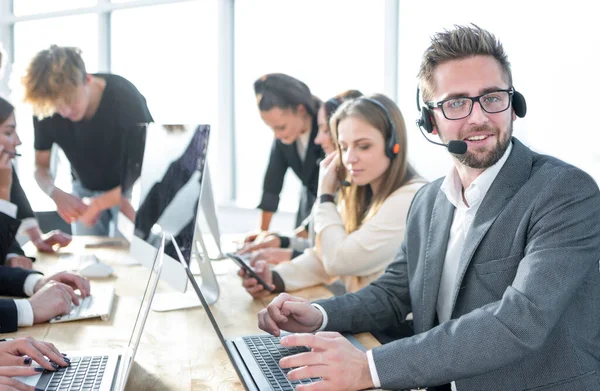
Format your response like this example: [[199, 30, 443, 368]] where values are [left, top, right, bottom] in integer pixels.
[[448, 122, 513, 169]]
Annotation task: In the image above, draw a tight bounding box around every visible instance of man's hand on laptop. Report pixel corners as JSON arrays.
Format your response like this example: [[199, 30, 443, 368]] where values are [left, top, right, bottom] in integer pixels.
[[258, 293, 323, 337], [0, 337, 69, 373], [279, 332, 373, 391], [33, 271, 91, 298], [29, 281, 79, 324]]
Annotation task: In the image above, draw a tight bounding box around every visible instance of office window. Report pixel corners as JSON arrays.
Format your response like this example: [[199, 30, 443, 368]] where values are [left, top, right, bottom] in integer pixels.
[[398, 0, 600, 182], [12, 15, 98, 211], [111, 0, 220, 196], [234, 0, 385, 213], [13, 0, 96, 16]]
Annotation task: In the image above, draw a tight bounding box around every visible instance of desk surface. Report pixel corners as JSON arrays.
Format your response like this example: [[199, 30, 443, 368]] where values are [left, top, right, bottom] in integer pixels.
[[8, 237, 379, 390]]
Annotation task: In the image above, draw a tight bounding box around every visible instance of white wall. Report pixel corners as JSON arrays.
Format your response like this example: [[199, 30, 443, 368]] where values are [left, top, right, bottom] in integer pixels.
[[398, 1, 600, 182]]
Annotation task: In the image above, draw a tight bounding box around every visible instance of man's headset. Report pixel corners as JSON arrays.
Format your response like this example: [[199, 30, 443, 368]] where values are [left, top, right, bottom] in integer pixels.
[[415, 87, 527, 154]]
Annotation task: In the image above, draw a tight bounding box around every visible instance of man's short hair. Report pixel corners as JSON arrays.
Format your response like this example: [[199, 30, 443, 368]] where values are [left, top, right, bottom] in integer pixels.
[[21, 45, 87, 118], [418, 24, 513, 102]]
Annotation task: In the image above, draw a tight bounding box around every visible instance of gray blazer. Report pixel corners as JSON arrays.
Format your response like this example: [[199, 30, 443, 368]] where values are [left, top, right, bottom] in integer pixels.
[[316, 138, 600, 391]]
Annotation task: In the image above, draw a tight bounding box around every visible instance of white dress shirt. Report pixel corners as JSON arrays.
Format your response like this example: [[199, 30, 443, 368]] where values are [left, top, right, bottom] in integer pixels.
[[295, 128, 311, 163], [314, 142, 514, 390], [0, 199, 43, 327], [437, 141, 513, 390]]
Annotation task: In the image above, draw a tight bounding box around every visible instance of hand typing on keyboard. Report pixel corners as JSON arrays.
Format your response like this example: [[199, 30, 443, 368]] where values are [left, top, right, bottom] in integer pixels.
[[278, 332, 373, 391], [0, 337, 69, 376], [28, 271, 91, 325]]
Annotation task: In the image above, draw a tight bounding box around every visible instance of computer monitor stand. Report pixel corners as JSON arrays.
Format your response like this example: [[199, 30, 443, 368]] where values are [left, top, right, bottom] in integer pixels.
[[151, 234, 220, 311], [151, 165, 221, 312]]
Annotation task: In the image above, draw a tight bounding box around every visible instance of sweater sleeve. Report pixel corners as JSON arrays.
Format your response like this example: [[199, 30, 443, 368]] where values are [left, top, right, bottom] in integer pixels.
[[273, 248, 333, 291], [314, 182, 425, 278]]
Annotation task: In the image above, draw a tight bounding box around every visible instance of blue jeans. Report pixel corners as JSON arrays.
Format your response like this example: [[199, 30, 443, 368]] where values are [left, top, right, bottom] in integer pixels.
[[71, 181, 127, 237]]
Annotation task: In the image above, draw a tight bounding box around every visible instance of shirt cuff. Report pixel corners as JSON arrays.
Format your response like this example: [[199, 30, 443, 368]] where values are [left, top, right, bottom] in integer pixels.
[[6, 253, 18, 260], [23, 274, 44, 297], [17, 218, 39, 235], [311, 303, 328, 331], [366, 349, 382, 388], [14, 299, 34, 327], [0, 199, 17, 218]]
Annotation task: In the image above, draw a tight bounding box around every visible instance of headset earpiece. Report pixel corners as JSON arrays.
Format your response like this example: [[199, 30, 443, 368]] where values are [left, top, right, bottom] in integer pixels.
[[419, 107, 434, 133], [356, 97, 399, 160], [512, 90, 527, 118]]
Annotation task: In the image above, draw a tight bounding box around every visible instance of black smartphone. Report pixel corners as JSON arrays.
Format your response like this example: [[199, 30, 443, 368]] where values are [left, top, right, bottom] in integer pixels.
[[225, 252, 274, 292]]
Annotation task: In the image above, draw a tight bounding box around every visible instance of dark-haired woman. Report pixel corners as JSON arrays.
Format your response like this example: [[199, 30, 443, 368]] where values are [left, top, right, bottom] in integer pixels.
[[245, 73, 324, 243], [240, 90, 364, 264], [0, 97, 71, 262]]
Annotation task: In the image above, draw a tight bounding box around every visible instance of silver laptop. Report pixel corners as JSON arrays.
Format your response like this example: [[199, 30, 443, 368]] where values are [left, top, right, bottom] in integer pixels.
[[168, 234, 365, 391], [16, 234, 165, 391]]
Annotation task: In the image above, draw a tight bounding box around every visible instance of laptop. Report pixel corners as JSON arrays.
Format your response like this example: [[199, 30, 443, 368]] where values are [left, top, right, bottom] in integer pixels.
[[168, 234, 365, 391], [15, 233, 165, 391]]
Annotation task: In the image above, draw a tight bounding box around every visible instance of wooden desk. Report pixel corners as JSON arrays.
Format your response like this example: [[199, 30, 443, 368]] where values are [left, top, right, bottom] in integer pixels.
[[6, 237, 380, 390]]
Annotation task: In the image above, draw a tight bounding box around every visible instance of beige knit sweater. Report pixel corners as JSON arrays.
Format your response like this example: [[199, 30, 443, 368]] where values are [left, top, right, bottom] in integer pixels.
[[274, 179, 426, 293]]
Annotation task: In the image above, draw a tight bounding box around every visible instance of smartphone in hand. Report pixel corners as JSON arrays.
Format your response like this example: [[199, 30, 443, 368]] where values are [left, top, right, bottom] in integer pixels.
[[226, 252, 274, 292]]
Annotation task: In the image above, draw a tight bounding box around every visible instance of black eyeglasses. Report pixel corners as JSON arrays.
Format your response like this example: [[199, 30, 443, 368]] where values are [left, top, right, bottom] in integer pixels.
[[426, 88, 514, 120]]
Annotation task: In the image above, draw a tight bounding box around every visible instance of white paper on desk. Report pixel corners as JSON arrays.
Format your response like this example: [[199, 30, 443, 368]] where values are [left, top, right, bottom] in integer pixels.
[[114, 254, 142, 266]]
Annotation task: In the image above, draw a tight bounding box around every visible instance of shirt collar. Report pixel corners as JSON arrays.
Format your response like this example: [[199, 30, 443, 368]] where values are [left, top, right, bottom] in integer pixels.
[[296, 127, 312, 157], [441, 140, 513, 209]]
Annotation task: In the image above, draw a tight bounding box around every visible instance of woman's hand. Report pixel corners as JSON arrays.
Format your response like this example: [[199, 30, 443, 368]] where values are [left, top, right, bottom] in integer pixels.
[[28, 227, 72, 253], [238, 234, 281, 254], [317, 151, 341, 196], [6, 256, 33, 270], [0, 337, 69, 372], [238, 260, 275, 299], [249, 248, 293, 266]]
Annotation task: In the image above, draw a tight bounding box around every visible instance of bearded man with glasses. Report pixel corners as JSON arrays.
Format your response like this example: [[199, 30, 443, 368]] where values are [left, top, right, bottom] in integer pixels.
[[256, 24, 600, 391]]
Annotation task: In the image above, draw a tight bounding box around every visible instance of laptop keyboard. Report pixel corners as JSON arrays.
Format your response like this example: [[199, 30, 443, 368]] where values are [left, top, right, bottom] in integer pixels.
[[243, 335, 320, 390], [36, 356, 108, 390]]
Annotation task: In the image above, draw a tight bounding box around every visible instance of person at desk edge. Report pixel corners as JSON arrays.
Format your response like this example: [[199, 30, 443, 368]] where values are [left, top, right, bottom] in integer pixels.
[[22, 45, 153, 236], [258, 25, 600, 391], [0, 142, 91, 333], [0, 99, 72, 268], [249, 73, 323, 236]]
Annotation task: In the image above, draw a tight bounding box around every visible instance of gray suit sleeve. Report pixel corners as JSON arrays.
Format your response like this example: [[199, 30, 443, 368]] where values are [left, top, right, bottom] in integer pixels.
[[313, 239, 413, 334], [372, 168, 600, 390]]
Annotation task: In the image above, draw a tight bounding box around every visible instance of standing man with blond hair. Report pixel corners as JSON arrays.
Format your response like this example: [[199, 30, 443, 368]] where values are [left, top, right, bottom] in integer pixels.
[[257, 24, 600, 391], [22, 45, 152, 236]]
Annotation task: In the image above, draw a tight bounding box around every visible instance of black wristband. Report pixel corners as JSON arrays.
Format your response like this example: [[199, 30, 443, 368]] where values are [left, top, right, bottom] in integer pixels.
[[272, 271, 286, 292], [276, 234, 290, 248], [319, 194, 335, 204]]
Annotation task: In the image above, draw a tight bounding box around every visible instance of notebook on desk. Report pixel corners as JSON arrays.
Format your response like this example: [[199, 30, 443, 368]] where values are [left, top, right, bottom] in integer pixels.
[[169, 234, 365, 391], [15, 234, 165, 391]]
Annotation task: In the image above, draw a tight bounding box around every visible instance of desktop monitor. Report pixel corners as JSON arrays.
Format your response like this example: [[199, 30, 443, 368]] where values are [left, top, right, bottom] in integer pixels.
[[119, 123, 221, 307]]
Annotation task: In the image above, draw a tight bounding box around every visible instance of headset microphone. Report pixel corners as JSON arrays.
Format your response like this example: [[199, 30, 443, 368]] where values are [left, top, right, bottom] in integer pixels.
[[415, 119, 468, 154]]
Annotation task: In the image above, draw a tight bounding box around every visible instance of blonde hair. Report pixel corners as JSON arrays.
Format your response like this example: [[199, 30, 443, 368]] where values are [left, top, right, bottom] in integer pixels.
[[330, 93, 416, 233], [22, 45, 87, 118], [418, 24, 512, 102]]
